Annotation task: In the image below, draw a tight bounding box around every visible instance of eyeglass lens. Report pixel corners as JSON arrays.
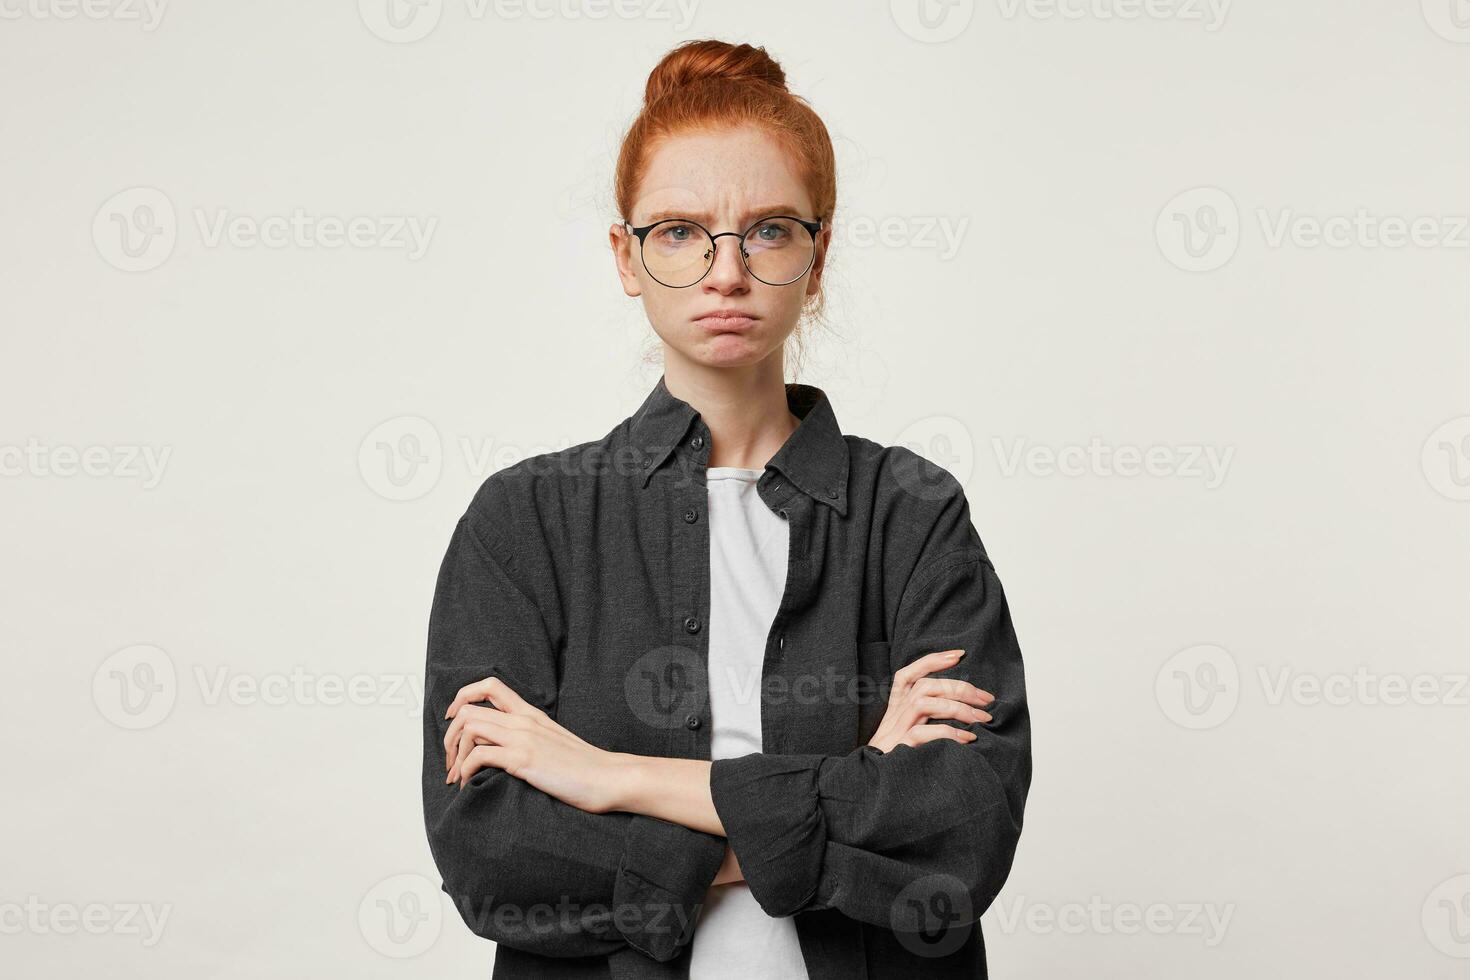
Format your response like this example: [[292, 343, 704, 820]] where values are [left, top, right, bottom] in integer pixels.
[[639, 218, 815, 287]]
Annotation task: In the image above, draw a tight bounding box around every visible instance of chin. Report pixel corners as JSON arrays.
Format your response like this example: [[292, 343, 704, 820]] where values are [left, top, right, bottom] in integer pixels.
[[694, 332, 776, 367]]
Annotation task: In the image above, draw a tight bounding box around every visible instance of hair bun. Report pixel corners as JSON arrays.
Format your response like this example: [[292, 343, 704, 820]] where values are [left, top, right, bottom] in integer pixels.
[[644, 39, 787, 104]]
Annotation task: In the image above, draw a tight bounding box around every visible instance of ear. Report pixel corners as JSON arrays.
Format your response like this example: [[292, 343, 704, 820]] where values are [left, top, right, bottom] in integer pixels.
[[806, 225, 832, 296], [610, 222, 644, 298]]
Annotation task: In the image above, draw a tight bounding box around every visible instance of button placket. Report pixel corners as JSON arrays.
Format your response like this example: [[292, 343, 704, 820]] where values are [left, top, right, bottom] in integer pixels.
[[675, 421, 710, 753], [656, 421, 714, 760]]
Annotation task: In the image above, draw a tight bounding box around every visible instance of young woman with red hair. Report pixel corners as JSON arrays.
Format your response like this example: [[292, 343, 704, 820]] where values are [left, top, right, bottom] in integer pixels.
[[423, 38, 1031, 980]]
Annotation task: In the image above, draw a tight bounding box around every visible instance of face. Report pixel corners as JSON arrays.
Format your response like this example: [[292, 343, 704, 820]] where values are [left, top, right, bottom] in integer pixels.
[[612, 127, 829, 372]]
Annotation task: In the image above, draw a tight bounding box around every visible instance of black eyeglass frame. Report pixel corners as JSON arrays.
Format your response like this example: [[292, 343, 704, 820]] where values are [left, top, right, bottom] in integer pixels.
[[622, 214, 824, 287]]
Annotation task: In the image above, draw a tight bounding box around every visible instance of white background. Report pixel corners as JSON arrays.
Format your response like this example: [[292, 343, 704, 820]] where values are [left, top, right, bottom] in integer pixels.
[[2, 1, 1468, 977]]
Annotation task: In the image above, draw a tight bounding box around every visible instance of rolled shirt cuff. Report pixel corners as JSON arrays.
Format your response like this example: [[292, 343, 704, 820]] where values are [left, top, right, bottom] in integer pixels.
[[709, 752, 828, 918], [612, 814, 726, 961]]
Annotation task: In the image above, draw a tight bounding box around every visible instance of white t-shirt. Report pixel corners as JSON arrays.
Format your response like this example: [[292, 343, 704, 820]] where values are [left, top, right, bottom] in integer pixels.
[[688, 467, 811, 980]]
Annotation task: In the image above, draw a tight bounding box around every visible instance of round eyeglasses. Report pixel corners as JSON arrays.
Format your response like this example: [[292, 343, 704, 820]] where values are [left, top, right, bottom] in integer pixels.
[[623, 214, 823, 288]]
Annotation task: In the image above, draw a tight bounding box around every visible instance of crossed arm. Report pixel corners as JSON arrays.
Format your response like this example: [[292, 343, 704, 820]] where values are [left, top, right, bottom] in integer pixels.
[[421, 480, 1030, 962], [438, 646, 996, 882]]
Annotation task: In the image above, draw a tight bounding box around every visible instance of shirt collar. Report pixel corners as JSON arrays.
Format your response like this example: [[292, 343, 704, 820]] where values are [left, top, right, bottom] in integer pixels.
[[629, 373, 850, 516]]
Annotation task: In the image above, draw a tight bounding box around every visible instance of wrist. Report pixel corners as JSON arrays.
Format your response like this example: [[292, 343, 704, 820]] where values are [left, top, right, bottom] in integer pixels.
[[603, 752, 649, 814]]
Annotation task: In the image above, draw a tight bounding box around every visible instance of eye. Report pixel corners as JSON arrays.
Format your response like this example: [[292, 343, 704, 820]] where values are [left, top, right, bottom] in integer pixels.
[[750, 220, 793, 244], [651, 221, 699, 244]]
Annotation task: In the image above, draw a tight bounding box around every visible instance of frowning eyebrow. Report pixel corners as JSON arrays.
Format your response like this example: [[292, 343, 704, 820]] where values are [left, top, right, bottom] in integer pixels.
[[638, 205, 807, 225]]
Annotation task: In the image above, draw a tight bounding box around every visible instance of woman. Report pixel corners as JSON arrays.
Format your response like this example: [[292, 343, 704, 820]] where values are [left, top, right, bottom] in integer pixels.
[[421, 39, 1031, 980]]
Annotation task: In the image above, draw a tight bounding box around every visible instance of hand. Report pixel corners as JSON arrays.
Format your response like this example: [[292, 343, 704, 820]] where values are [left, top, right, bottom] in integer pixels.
[[867, 648, 995, 753], [443, 676, 618, 813]]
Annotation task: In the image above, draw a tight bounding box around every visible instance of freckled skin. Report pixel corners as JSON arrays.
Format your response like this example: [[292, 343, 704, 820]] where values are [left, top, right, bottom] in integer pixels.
[[610, 127, 831, 375]]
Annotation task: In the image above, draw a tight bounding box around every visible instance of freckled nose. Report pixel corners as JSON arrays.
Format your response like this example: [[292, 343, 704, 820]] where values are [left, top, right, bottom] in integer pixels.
[[705, 238, 749, 285]]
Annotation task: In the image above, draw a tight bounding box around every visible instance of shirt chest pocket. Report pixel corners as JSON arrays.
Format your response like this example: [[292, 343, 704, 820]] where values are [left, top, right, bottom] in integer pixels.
[[766, 638, 889, 755]]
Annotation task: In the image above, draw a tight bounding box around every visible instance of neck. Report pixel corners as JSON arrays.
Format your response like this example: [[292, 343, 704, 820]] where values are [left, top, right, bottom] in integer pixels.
[[661, 351, 801, 470]]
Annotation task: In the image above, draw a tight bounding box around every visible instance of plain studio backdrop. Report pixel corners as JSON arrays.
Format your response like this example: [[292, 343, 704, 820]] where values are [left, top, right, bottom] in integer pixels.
[[2, 2, 1468, 977]]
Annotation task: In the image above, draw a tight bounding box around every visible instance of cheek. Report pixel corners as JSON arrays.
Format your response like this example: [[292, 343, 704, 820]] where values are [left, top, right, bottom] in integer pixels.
[[640, 292, 686, 344]]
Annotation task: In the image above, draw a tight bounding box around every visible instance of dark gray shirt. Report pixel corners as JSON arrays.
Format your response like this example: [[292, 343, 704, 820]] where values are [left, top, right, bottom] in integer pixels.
[[422, 375, 1032, 980]]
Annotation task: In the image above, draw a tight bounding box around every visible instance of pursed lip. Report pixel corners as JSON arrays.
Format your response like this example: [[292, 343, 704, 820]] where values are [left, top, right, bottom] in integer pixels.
[[693, 309, 760, 331]]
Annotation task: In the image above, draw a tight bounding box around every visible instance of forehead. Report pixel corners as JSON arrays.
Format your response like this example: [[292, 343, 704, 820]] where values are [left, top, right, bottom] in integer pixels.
[[632, 127, 812, 224]]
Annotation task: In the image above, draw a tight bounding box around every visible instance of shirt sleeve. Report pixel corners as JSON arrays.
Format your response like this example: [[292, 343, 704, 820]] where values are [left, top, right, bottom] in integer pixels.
[[422, 479, 727, 962], [707, 479, 1032, 930]]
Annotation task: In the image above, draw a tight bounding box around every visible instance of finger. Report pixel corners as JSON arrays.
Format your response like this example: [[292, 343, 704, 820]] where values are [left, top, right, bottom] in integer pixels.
[[446, 678, 502, 719], [913, 677, 995, 708], [448, 728, 493, 784], [893, 649, 965, 688], [899, 723, 979, 748], [457, 744, 511, 788], [477, 676, 547, 719], [444, 704, 500, 770], [447, 676, 546, 722], [915, 694, 992, 725], [444, 703, 483, 767], [453, 720, 506, 781]]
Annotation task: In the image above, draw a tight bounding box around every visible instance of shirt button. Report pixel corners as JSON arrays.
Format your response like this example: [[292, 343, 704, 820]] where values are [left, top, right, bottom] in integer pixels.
[[684, 616, 701, 634], [778, 508, 788, 520], [778, 634, 786, 650], [683, 508, 698, 523], [691, 435, 704, 450], [826, 488, 838, 499], [685, 714, 701, 730]]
